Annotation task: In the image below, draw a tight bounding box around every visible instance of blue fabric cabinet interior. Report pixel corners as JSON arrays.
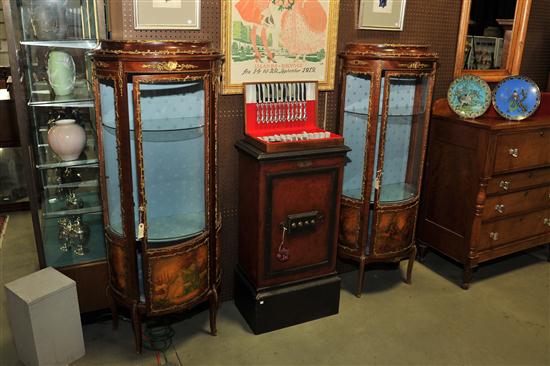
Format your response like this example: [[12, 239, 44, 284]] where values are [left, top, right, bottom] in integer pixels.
[[99, 79, 206, 244], [342, 74, 428, 205]]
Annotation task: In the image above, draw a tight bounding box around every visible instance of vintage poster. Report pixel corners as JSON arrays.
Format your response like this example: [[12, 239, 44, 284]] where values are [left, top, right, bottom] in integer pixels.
[[222, 0, 340, 94]]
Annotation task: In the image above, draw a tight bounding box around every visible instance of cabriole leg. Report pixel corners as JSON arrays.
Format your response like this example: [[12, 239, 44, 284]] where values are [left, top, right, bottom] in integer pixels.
[[208, 288, 219, 336], [356, 258, 366, 298], [131, 302, 142, 354], [106, 286, 118, 330], [405, 245, 417, 285]]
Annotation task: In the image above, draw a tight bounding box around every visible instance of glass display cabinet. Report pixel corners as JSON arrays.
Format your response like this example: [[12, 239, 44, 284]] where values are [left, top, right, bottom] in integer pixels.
[[337, 44, 438, 297], [2, 0, 108, 311], [91, 40, 222, 353]]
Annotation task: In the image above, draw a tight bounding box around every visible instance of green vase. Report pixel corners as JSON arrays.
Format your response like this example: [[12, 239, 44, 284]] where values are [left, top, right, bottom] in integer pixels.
[[47, 51, 75, 96]]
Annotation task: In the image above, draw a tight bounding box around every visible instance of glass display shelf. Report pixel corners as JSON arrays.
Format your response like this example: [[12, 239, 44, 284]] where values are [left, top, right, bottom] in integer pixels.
[[342, 183, 417, 204], [44, 179, 98, 191], [43, 189, 101, 219], [110, 212, 205, 245], [42, 213, 106, 267], [42, 166, 99, 185], [21, 40, 97, 49], [28, 80, 93, 107], [342, 110, 425, 204], [36, 138, 98, 170]]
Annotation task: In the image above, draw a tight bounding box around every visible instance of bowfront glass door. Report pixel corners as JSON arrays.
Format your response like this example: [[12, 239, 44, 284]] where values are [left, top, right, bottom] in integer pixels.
[[341, 73, 373, 201], [98, 77, 123, 237], [375, 74, 430, 207], [132, 75, 207, 245]]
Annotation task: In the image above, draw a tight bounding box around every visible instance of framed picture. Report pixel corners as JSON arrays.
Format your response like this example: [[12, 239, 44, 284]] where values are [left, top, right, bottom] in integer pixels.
[[133, 0, 200, 30], [221, 0, 340, 94], [358, 0, 406, 31]]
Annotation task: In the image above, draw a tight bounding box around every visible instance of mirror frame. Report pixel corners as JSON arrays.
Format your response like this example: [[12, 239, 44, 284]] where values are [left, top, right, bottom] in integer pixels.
[[454, 0, 532, 82]]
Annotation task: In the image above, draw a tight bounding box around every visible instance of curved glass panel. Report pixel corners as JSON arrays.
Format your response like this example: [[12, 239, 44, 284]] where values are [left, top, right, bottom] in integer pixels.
[[136, 80, 206, 243], [342, 73, 371, 200], [99, 79, 123, 236], [378, 75, 429, 205]]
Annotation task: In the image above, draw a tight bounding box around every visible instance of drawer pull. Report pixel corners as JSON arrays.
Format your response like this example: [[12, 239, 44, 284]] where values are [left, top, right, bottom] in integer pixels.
[[544, 218, 550, 227], [489, 232, 499, 241], [499, 180, 511, 190], [494, 204, 505, 213], [508, 148, 519, 158]]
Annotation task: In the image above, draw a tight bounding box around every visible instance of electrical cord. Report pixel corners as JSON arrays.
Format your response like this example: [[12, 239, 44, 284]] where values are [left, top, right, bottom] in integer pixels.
[[143, 323, 182, 366]]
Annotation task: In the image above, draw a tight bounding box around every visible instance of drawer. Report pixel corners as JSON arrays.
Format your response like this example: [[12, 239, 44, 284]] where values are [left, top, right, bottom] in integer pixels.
[[487, 167, 550, 194], [479, 209, 550, 250], [493, 129, 550, 173], [483, 186, 550, 220]]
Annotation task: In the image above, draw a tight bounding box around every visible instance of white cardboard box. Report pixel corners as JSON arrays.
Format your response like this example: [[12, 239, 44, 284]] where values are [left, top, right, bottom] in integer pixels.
[[4, 267, 85, 366]]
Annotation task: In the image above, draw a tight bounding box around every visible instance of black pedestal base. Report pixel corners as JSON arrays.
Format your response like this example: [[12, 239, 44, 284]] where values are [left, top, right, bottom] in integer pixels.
[[234, 267, 341, 334]]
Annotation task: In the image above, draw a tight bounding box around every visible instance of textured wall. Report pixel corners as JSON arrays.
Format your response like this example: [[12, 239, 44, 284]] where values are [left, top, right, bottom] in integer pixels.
[[520, 0, 550, 90], [109, 0, 550, 299]]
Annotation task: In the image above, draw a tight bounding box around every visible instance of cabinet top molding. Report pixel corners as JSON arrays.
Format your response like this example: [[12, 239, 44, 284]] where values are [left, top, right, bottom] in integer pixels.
[[92, 40, 220, 57], [340, 43, 438, 61]]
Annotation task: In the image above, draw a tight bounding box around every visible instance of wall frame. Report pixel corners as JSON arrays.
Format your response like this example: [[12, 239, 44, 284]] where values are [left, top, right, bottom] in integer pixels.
[[221, 0, 340, 94], [357, 0, 406, 31], [133, 0, 200, 30]]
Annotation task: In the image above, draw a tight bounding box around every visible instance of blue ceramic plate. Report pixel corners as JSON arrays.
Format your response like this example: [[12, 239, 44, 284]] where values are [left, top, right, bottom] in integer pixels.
[[447, 75, 491, 118], [492, 76, 541, 120]]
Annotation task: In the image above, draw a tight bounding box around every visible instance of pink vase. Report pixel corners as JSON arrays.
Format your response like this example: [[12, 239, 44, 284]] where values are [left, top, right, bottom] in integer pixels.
[[47, 119, 86, 161]]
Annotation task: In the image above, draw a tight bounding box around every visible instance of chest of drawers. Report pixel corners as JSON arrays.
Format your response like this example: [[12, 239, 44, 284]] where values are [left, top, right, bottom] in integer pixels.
[[417, 97, 550, 289]]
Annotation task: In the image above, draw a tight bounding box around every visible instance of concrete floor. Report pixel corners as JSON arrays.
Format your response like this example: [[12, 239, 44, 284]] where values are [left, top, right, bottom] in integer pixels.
[[1, 211, 549, 365]]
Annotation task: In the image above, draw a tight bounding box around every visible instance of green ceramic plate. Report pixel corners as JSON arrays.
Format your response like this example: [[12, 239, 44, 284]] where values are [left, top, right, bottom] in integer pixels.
[[447, 75, 491, 118]]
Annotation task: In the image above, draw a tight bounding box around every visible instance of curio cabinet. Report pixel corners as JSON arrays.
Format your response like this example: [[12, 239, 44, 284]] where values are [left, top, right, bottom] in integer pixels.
[[337, 44, 438, 296], [91, 40, 222, 353], [3, 0, 108, 311]]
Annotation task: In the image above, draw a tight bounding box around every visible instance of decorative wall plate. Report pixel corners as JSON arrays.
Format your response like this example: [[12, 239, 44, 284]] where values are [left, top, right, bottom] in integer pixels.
[[447, 75, 491, 118], [492, 76, 541, 120]]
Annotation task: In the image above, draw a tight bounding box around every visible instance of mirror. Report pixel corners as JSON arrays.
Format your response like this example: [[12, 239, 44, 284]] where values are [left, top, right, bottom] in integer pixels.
[[454, 0, 532, 82]]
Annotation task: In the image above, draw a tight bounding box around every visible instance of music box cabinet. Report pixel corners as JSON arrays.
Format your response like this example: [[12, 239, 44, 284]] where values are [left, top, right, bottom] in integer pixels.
[[234, 136, 348, 333], [417, 96, 550, 289], [91, 40, 222, 353]]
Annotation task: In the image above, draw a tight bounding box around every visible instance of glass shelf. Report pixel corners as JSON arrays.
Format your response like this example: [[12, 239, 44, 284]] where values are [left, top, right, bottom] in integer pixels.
[[43, 189, 101, 219], [378, 183, 417, 203], [42, 213, 106, 267], [21, 40, 97, 49], [342, 183, 416, 204], [110, 212, 205, 244], [44, 179, 99, 191], [28, 79, 93, 107], [36, 139, 98, 169]]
